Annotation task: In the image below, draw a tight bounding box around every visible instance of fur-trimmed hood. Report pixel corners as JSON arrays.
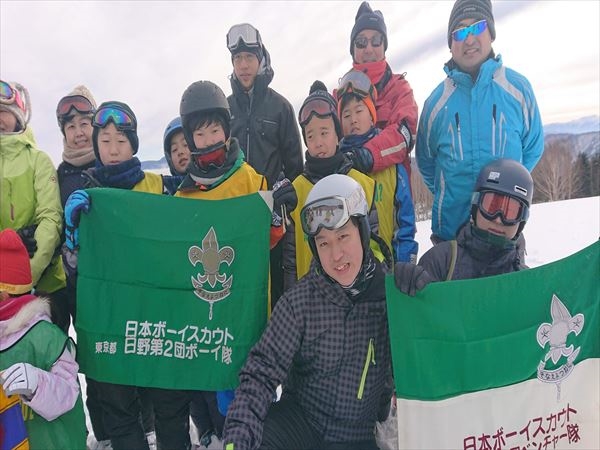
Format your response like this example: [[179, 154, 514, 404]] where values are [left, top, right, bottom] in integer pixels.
[[0, 296, 52, 344]]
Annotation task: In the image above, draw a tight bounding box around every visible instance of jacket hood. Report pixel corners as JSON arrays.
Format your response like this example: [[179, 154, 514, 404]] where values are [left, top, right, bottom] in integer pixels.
[[0, 126, 38, 157], [230, 44, 274, 97]]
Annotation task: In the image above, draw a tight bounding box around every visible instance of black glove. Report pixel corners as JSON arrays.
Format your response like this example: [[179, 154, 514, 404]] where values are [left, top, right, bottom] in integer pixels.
[[16, 224, 38, 258], [394, 262, 433, 296], [272, 173, 297, 214], [345, 146, 374, 173]]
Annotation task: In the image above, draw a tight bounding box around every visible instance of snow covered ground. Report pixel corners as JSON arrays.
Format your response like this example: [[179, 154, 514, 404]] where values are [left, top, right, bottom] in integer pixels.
[[76, 196, 600, 449]]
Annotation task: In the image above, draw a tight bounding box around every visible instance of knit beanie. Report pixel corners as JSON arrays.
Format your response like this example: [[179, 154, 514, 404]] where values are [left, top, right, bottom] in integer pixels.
[[350, 2, 388, 57], [57, 84, 97, 135], [227, 23, 264, 62], [0, 81, 31, 133], [92, 101, 139, 160], [298, 81, 342, 145], [447, 0, 495, 47], [0, 229, 33, 295]]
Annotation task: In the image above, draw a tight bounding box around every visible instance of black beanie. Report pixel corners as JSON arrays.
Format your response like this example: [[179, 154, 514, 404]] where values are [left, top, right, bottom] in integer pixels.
[[298, 81, 342, 146], [350, 2, 388, 57], [448, 0, 495, 48], [92, 101, 139, 161]]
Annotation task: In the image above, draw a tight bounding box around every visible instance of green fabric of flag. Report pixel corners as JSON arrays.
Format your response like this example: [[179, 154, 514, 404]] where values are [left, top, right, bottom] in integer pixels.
[[75, 188, 271, 390], [386, 241, 600, 401]]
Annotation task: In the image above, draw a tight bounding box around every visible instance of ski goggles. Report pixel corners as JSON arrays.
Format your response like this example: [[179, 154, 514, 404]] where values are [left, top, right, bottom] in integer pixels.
[[353, 33, 384, 49], [56, 95, 95, 118], [0, 80, 26, 112], [451, 20, 487, 42], [192, 142, 227, 170], [93, 105, 136, 130], [299, 98, 337, 127], [227, 23, 261, 52], [336, 70, 376, 101], [301, 194, 362, 236], [476, 190, 527, 225]]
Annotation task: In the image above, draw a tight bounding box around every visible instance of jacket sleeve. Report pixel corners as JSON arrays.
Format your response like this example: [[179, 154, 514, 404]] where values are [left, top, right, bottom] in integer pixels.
[[279, 100, 303, 182], [30, 151, 63, 285], [24, 344, 80, 421], [415, 98, 437, 194], [519, 79, 544, 171], [392, 164, 418, 263], [282, 218, 298, 291], [417, 243, 453, 282], [364, 76, 418, 173], [223, 295, 302, 450]]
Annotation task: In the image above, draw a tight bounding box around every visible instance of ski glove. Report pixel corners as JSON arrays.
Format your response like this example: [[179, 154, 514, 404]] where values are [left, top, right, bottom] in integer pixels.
[[345, 146, 374, 174], [64, 190, 91, 250], [272, 173, 297, 227], [394, 262, 433, 296], [1, 362, 40, 399], [16, 224, 38, 258]]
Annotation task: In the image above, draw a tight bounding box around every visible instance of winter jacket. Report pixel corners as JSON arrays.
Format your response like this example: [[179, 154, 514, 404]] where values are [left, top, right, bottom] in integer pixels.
[[228, 46, 303, 188], [0, 296, 86, 449], [223, 260, 393, 449], [57, 160, 96, 208], [340, 127, 418, 263], [349, 61, 418, 174], [416, 54, 544, 241], [419, 223, 526, 281], [0, 129, 66, 292]]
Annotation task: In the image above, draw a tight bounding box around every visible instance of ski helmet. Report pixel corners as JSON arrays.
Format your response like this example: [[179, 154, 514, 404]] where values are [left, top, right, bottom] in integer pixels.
[[163, 116, 185, 174], [301, 174, 370, 266], [471, 158, 533, 236]]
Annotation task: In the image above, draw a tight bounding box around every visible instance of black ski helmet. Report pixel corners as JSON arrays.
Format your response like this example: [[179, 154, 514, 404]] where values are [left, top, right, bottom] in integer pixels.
[[471, 158, 533, 235]]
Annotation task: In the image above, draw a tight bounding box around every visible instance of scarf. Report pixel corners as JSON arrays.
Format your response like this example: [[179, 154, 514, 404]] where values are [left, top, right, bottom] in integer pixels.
[[303, 150, 351, 183], [88, 157, 145, 189], [340, 252, 379, 300], [62, 140, 95, 167], [0, 294, 37, 321], [339, 127, 379, 153], [353, 59, 388, 86]]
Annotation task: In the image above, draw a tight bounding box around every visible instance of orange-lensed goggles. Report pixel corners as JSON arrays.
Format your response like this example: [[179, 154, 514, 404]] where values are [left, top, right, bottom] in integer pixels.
[[56, 95, 95, 118], [477, 190, 527, 225]]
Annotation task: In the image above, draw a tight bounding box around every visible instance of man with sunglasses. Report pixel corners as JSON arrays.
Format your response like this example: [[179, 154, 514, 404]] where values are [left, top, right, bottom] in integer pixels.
[[343, 2, 418, 179], [416, 0, 543, 245], [226, 22, 303, 306], [394, 159, 533, 295]]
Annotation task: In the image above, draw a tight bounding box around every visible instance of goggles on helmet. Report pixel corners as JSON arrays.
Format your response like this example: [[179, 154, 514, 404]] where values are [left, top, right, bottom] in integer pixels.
[[227, 23, 261, 52], [336, 70, 376, 102], [476, 190, 527, 225], [191, 141, 227, 170], [299, 98, 337, 127], [57, 95, 95, 119], [93, 105, 135, 131], [301, 190, 365, 237], [0, 80, 26, 113]]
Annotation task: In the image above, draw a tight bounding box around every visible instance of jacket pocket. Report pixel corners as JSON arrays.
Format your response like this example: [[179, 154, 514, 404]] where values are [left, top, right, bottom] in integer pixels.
[[357, 338, 376, 399]]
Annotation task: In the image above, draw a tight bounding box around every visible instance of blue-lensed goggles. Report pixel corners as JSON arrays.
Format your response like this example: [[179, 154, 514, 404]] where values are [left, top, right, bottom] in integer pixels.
[[451, 20, 487, 42], [93, 106, 135, 130]]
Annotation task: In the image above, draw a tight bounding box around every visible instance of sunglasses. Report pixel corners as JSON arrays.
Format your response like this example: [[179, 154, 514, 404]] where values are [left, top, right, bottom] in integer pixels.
[[227, 23, 261, 52], [354, 33, 384, 49], [93, 106, 135, 130], [0, 80, 26, 113], [336, 70, 376, 101], [452, 20, 488, 42], [56, 95, 95, 118], [299, 98, 337, 127], [477, 190, 527, 225]]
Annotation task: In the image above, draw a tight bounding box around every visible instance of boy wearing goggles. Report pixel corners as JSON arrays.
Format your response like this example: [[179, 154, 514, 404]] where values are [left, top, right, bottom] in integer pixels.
[[394, 159, 533, 296], [337, 69, 418, 265], [224, 174, 393, 450], [283, 81, 387, 290], [344, 2, 417, 177], [0, 80, 68, 334], [416, 0, 543, 244]]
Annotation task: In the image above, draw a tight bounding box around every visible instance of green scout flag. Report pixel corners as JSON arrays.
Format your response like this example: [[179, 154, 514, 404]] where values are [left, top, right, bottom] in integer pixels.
[[75, 188, 271, 391], [386, 241, 599, 450]]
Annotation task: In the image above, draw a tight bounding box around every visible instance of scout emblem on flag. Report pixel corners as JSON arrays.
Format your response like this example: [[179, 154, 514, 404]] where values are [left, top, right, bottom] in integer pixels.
[[536, 294, 585, 399], [189, 227, 236, 319]]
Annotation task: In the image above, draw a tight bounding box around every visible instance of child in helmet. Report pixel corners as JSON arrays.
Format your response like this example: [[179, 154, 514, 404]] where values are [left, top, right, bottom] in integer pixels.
[[394, 158, 533, 295], [223, 174, 393, 450], [0, 228, 86, 450], [337, 69, 418, 264], [283, 80, 386, 290], [163, 116, 190, 176]]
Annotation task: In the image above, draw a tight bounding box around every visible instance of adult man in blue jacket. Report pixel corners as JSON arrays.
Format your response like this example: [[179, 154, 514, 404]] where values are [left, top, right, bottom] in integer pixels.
[[416, 0, 543, 243]]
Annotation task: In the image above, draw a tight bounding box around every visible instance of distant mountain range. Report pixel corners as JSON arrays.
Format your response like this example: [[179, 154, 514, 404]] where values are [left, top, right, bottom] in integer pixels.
[[142, 115, 600, 171]]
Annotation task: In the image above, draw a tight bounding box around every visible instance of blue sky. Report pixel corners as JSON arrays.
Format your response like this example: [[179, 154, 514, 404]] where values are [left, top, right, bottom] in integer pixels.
[[1, 0, 598, 165]]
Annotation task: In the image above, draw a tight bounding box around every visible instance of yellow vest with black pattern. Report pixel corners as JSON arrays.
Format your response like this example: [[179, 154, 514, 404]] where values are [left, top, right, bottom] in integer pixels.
[[370, 166, 396, 251], [291, 169, 375, 281], [133, 172, 164, 194]]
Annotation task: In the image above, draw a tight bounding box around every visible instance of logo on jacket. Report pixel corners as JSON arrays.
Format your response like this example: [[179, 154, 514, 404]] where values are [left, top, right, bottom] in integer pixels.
[[536, 294, 585, 399], [188, 227, 235, 320]]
